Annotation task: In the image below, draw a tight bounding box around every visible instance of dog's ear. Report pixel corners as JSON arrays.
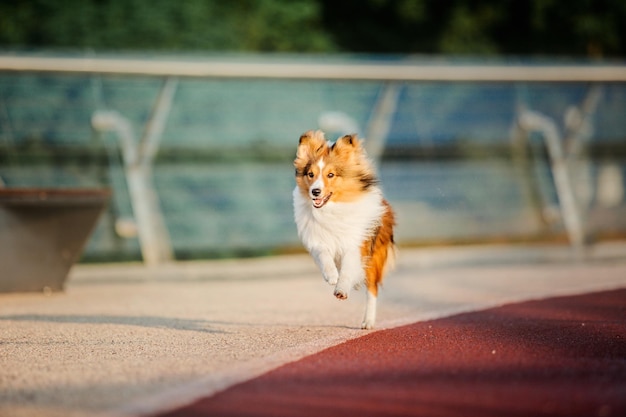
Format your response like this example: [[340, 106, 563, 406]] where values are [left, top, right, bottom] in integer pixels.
[[332, 134, 362, 157], [295, 130, 328, 164]]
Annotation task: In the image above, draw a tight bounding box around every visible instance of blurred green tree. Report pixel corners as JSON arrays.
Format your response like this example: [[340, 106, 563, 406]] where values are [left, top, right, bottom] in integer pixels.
[[1, 0, 625, 56], [319, 0, 626, 57], [0, 0, 334, 52]]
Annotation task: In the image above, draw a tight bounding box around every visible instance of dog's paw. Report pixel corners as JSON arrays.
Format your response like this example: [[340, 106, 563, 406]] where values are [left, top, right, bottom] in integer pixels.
[[333, 288, 348, 300], [323, 270, 339, 286], [333, 281, 350, 300], [361, 319, 375, 330]]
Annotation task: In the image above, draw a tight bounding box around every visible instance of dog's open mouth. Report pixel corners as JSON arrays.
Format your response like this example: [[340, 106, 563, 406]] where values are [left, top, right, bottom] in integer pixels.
[[312, 193, 332, 208]]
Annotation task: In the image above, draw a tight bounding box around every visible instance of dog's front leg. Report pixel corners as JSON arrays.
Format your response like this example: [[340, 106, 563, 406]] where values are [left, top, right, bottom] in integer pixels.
[[333, 248, 363, 300], [310, 248, 339, 285]]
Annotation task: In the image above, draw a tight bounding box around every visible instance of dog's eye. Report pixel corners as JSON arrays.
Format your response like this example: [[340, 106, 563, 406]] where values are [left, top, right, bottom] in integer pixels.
[[307, 172, 314, 178], [327, 173, 334, 178]]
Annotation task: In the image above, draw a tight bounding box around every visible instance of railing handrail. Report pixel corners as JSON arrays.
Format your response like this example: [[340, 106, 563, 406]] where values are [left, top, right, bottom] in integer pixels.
[[1, 55, 625, 82]]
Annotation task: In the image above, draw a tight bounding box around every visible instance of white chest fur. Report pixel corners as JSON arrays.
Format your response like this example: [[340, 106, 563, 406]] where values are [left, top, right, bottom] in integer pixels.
[[293, 186, 385, 254]]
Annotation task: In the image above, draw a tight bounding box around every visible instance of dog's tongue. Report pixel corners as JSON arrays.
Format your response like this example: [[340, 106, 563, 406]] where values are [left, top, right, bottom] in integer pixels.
[[312, 192, 331, 208]]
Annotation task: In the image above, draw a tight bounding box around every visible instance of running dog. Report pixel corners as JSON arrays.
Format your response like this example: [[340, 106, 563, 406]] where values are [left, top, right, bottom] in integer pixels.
[[293, 130, 396, 329]]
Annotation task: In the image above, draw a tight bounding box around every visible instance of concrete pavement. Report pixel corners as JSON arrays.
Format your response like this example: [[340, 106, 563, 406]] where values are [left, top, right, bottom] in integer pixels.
[[1, 243, 626, 417]]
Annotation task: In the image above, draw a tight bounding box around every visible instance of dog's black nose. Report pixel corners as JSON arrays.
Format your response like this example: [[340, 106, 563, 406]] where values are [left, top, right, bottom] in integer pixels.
[[311, 188, 321, 197]]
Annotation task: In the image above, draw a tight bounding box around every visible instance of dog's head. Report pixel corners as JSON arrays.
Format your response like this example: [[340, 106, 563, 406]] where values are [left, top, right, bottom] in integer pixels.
[[294, 130, 377, 208]]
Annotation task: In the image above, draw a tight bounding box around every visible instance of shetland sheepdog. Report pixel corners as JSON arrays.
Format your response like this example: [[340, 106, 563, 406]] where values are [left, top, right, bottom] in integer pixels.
[[293, 130, 396, 329]]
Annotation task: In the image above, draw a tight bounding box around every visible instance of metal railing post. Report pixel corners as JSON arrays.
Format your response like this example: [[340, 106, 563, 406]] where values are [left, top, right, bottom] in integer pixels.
[[517, 109, 586, 252], [92, 110, 173, 265], [364, 82, 402, 163], [139, 77, 179, 166]]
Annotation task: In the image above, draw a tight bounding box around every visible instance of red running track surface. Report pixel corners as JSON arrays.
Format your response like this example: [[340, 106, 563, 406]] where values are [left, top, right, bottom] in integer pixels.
[[157, 289, 626, 417]]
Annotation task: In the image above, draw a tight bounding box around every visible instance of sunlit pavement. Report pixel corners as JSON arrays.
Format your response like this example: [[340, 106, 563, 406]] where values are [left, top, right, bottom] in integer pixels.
[[1, 242, 625, 417]]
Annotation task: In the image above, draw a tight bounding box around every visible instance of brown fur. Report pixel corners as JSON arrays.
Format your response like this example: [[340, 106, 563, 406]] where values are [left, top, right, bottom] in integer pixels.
[[361, 200, 395, 296]]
